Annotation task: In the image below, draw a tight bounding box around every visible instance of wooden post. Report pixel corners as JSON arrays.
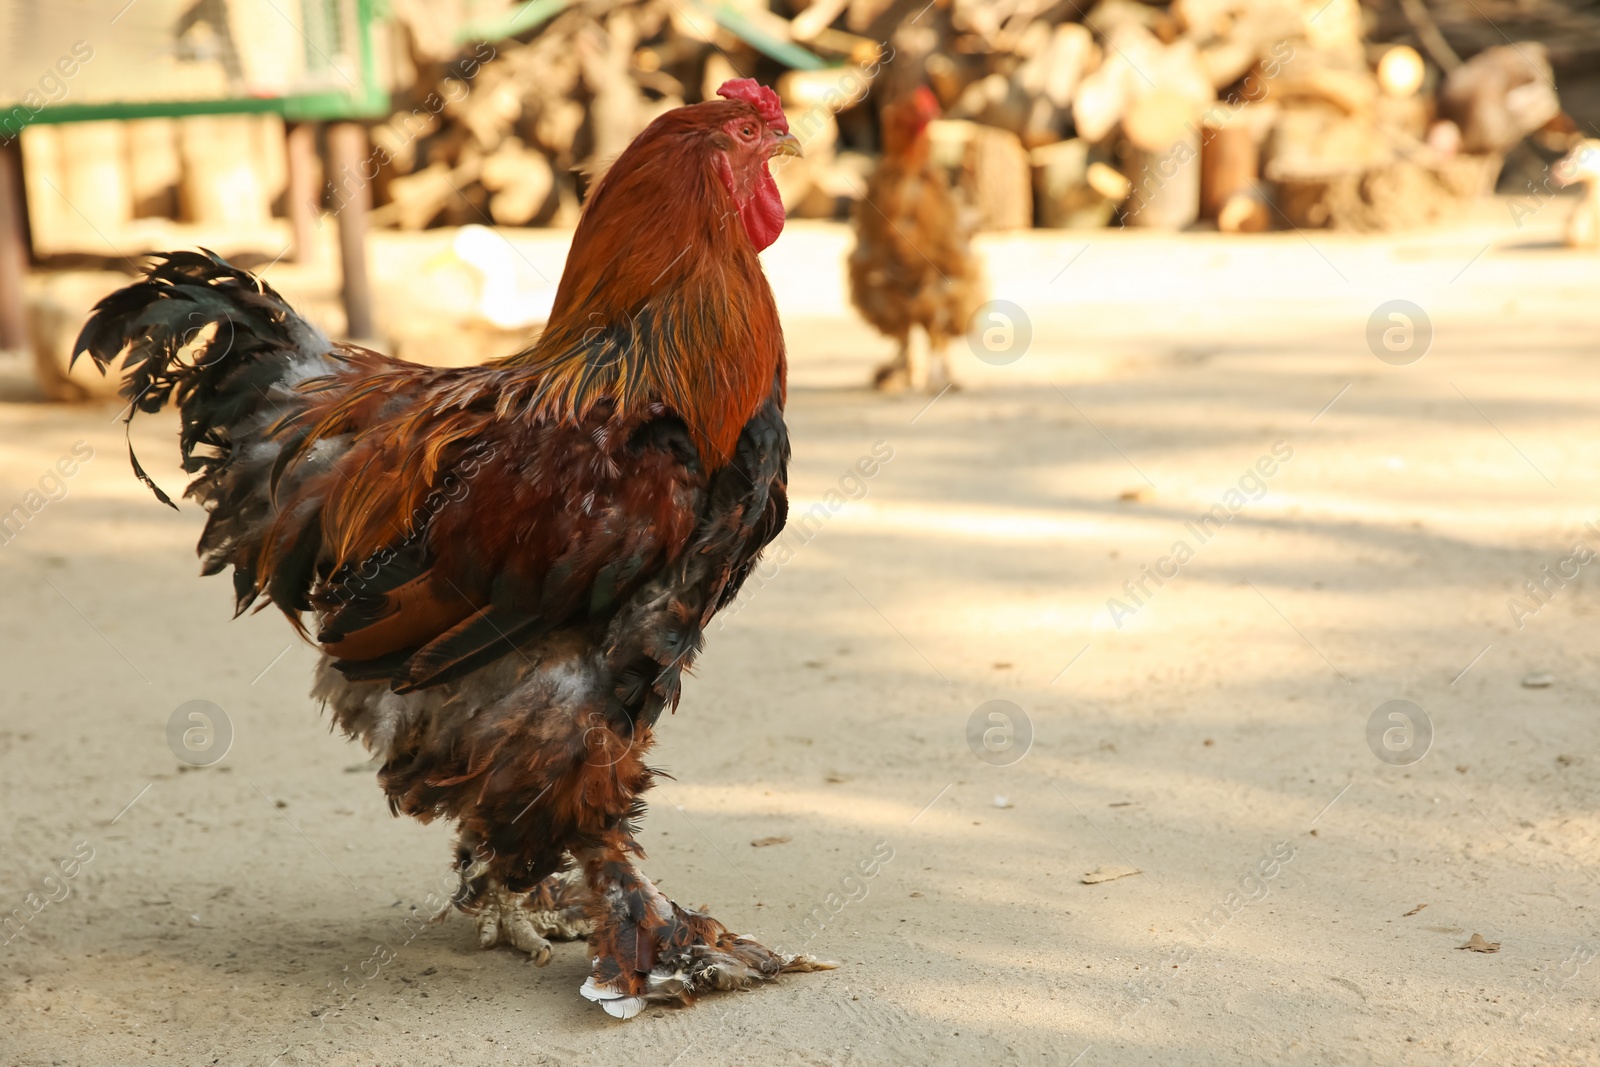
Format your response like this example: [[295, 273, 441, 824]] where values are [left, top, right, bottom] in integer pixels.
[[326, 121, 374, 340], [0, 139, 31, 354], [285, 121, 318, 264], [1200, 120, 1258, 221], [1122, 126, 1202, 231]]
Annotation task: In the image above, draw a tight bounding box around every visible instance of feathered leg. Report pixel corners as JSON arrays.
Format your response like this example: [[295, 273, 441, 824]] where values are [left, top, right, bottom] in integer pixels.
[[462, 868, 591, 964], [903, 324, 931, 392], [447, 821, 590, 964], [872, 332, 911, 392], [522, 867, 592, 940], [926, 333, 955, 393], [575, 826, 833, 1020]]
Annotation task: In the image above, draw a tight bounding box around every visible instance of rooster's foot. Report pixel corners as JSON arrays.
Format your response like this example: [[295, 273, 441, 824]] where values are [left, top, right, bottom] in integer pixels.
[[523, 868, 593, 941], [475, 885, 552, 963], [872, 358, 910, 392], [924, 356, 957, 394], [473, 870, 591, 964], [582, 895, 835, 1020]]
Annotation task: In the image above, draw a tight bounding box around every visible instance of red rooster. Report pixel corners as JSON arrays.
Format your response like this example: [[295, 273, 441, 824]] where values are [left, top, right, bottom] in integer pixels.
[[849, 85, 984, 393], [74, 79, 830, 1019]]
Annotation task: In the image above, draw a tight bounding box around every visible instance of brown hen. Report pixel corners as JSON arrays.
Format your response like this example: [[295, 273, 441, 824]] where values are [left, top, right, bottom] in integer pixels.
[[849, 86, 985, 392]]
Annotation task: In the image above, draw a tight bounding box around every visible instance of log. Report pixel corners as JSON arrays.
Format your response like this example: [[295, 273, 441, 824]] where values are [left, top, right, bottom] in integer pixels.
[[1031, 139, 1125, 228], [1124, 88, 1201, 153], [929, 120, 1033, 231], [1121, 124, 1202, 229], [1272, 153, 1500, 231], [580, 14, 646, 172], [481, 140, 554, 225], [1199, 118, 1257, 219], [1303, 0, 1364, 56], [971, 125, 1033, 230], [1438, 43, 1561, 154], [1073, 54, 1130, 143], [376, 159, 483, 230], [790, 0, 850, 42], [1217, 188, 1270, 231], [1039, 25, 1096, 109]]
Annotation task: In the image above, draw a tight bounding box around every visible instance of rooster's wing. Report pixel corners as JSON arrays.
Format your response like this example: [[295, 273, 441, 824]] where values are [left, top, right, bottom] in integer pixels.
[[263, 353, 741, 691], [74, 252, 783, 696]]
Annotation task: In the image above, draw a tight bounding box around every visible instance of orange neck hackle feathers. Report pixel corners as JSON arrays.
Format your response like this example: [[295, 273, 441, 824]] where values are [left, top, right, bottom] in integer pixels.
[[262, 88, 796, 589], [502, 87, 797, 469]]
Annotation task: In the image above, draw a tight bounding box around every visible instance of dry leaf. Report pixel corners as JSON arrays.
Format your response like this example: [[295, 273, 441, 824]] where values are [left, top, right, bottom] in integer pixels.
[[1403, 903, 1428, 917], [750, 836, 792, 848], [1459, 934, 1500, 953], [1082, 864, 1141, 884]]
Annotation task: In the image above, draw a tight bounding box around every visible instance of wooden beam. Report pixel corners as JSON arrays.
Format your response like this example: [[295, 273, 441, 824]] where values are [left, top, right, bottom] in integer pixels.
[[0, 139, 31, 354], [285, 121, 319, 264], [326, 121, 374, 340]]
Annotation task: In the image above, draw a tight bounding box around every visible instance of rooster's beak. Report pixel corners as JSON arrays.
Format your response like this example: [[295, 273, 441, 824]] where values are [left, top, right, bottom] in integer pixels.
[[769, 132, 803, 159]]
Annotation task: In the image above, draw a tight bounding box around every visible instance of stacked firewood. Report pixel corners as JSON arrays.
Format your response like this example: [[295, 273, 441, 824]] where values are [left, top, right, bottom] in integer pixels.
[[371, 0, 1585, 233], [373, 0, 889, 230]]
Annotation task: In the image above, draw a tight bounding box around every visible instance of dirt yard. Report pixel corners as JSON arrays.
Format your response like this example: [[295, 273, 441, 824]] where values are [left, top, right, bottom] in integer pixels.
[[3, 205, 1599, 1066]]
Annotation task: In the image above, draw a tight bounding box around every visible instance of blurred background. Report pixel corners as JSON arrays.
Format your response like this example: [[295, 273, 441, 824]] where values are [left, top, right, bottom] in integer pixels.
[[1, 0, 1597, 392], [5, 3, 1600, 1064]]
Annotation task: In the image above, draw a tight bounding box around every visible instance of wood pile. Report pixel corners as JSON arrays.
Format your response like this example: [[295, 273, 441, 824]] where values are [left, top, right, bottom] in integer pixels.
[[367, 0, 1589, 234], [374, 0, 889, 230], [20, 114, 286, 248]]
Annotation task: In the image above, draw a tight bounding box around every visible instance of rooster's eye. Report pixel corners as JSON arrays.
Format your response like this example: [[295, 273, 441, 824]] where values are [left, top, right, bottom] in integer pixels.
[[741, 125, 755, 138]]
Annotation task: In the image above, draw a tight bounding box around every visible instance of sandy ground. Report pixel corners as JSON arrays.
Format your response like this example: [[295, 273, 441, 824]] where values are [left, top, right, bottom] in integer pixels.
[[3, 206, 1600, 1066]]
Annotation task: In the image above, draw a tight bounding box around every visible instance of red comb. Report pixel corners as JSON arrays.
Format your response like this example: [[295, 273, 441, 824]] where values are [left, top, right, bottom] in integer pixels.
[[716, 78, 788, 134]]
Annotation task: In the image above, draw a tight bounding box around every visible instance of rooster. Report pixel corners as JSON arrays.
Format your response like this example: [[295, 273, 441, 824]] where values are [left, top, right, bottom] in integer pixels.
[[73, 79, 832, 1020], [848, 85, 984, 393]]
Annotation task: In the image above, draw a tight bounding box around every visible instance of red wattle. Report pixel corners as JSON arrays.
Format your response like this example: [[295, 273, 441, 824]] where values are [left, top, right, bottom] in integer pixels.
[[741, 164, 786, 252]]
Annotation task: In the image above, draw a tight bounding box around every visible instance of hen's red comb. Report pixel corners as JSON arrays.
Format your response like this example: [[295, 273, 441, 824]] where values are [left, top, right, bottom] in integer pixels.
[[716, 78, 788, 134]]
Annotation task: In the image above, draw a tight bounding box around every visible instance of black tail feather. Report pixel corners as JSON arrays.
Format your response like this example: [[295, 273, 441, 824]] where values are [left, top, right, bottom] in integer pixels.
[[72, 249, 325, 509], [74, 249, 335, 618]]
